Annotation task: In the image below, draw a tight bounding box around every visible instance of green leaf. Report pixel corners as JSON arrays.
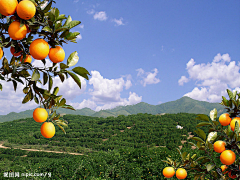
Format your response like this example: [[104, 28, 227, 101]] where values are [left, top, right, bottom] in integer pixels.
[[67, 71, 81, 89], [58, 73, 65, 82], [43, 1, 52, 12], [195, 128, 206, 140], [43, 72, 48, 85], [50, 111, 56, 120], [48, 75, 53, 91], [56, 14, 66, 22], [72, 67, 90, 80], [68, 20, 81, 29], [59, 98, 66, 106], [55, 119, 68, 127], [12, 80, 17, 91], [57, 124, 66, 134], [206, 164, 215, 172], [227, 89, 233, 100], [195, 114, 209, 122], [34, 95, 39, 104], [53, 87, 59, 95], [233, 90, 237, 100], [65, 32, 80, 40], [42, 26, 52, 32], [207, 132, 217, 143], [23, 87, 30, 94], [0, 84, 2, 91], [191, 137, 205, 144], [63, 15, 72, 26], [196, 122, 212, 128], [22, 89, 33, 104], [210, 108, 217, 121], [60, 63, 69, 69], [60, 30, 69, 38], [31, 69, 40, 81], [61, 104, 75, 111], [67, 51, 79, 67]]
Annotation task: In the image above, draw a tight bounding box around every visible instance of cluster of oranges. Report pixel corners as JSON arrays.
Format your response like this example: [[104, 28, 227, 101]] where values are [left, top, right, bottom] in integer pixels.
[[33, 107, 55, 138], [0, 0, 65, 63], [214, 113, 240, 178], [162, 167, 187, 179]]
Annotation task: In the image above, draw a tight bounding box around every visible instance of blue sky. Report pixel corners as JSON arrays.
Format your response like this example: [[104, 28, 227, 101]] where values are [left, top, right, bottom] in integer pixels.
[[0, 0, 240, 115]]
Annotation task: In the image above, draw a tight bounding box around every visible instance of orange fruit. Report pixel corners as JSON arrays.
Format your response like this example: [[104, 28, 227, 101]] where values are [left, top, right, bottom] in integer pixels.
[[221, 165, 228, 174], [20, 55, 32, 63], [230, 117, 240, 131], [228, 171, 237, 179], [220, 150, 236, 165], [10, 46, 22, 57], [16, 0, 36, 20], [219, 113, 232, 126], [0, 0, 18, 16], [162, 167, 175, 178], [48, 46, 65, 63], [33, 108, 48, 123], [213, 141, 226, 153], [8, 21, 27, 40], [41, 122, 55, 138], [29, 39, 49, 60], [0, 47, 3, 59], [176, 168, 187, 179]]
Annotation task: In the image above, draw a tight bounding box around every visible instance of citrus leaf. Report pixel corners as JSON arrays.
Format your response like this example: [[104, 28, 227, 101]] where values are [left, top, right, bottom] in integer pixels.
[[72, 67, 90, 80], [61, 104, 75, 111], [67, 71, 81, 89], [63, 15, 72, 26], [55, 120, 68, 127], [67, 51, 79, 67], [59, 98, 66, 106], [206, 164, 215, 172], [0, 83, 2, 91], [195, 114, 209, 122], [53, 87, 59, 95], [22, 89, 33, 104], [43, 72, 48, 85], [12, 80, 17, 91], [195, 128, 206, 140], [227, 89, 233, 100], [65, 32, 80, 40], [31, 69, 40, 81], [42, 26, 52, 32], [42, 1, 52, 12], [68, 20, 81, 29], [196, 122, 212, 128], [23, 87, 30, 94], [56, 14, 66, 21], [60, 63, 69, 69], [58, 73, 65, 82], [34, 95, 39, 104], [56, 124, 66, 134], [233, 90, 237, 100], [48, 75, 53, 91], [190, 137, 205, 144]]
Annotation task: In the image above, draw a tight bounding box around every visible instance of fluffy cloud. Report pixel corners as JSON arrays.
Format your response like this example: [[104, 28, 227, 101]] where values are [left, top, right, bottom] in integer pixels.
[[180, 53, 240, 102], [93, 11, 108, 21], [87, 9, 95, 15], [112, 17, 125, 26], [136, 68, 160, 87], [70, 71, 141, 111], [78, 24, 84, 29], [76, 33, 82, 41]]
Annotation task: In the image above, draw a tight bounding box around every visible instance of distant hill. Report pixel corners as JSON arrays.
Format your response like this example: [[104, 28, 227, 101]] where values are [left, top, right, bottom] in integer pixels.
[[0, 96, 227, 122]]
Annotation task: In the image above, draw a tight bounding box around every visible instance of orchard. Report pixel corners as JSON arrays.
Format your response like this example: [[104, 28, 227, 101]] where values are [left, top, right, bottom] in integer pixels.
[[0, 0, 90, 138], [162, 89, 240, 179]]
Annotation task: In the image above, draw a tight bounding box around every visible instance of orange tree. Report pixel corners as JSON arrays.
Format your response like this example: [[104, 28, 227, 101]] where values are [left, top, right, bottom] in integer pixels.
[[162, 89, 240, 179], [0, 0, 90, 136]]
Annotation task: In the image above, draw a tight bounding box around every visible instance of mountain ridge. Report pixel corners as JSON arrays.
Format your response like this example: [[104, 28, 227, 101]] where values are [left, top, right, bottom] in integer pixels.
[[0, 96, 227, 122]]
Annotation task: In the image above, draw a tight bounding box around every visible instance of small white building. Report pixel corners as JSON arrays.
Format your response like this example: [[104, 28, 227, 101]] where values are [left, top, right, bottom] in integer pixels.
[[176, 125, 183, 129]]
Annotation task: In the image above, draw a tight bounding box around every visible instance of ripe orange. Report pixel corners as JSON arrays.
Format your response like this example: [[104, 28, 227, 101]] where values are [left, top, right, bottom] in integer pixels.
[[213, 141, 226, 153], [16, 0, 36, 20], [48, 46, 65, 63], [221, 165, 228, 174], [8, 21, 27, 40], [162, 167, 175, 178], [0, 0, 18, 16], [20, 55, 32, 63], [33, 108, 48, 123], [29, 39, 49, 60], [230, 117, 240, 131], [41, 122, 55, 138], [220, 150, 236, 165], [219, 113, 232, 126], [0, 48, 3, 59], [10, 46, 22, 57], [176, 168, 187, 179]]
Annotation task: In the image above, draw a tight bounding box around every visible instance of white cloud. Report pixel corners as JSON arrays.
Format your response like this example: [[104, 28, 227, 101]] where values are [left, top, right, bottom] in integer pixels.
[[93, 11, 107, 21], [180, 53, 240, 103], [70, 71, 141, 111], [78, 24, 84, 29], [87, 9, 95, 15], [178, 76, 189, 86], [112, 17, 125, 26], [74, 0, 79, 3], [136, 68, 160, 87], [76, 34, 82, 41]]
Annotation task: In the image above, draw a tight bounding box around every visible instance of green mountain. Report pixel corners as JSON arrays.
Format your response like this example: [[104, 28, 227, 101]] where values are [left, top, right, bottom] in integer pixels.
[[0, 96, 227, 122]]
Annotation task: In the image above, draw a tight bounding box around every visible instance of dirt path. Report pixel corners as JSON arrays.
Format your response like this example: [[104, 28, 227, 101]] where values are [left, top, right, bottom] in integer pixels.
[[0, 144, 85, 156]]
